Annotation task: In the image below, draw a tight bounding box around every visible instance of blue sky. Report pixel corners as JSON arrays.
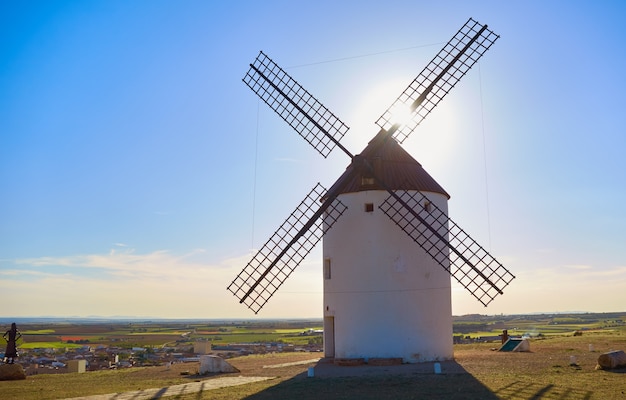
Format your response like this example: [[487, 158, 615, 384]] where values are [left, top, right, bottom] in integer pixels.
[[1, 1, 625, 318]]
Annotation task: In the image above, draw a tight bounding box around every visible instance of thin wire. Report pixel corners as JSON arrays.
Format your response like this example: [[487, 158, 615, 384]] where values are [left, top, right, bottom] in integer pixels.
[[478, 63, 492, 250], [286, 42, 443, 69], [251, 100, 260, 252]]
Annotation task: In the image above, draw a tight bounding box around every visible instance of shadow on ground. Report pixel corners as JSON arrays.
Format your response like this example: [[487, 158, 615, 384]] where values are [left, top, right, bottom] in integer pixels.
[[243, 359, 499, 400], [493, 381, 593, 400]]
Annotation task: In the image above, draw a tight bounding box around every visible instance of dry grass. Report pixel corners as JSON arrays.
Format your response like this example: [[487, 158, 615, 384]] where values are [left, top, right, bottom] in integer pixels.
[[2, 333, 626, 399], [454, 334, 626, 399]]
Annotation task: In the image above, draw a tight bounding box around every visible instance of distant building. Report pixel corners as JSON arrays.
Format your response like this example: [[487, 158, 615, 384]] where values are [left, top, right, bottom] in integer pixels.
[[67, 360, 86, 373], [193, 341, 211, 355]]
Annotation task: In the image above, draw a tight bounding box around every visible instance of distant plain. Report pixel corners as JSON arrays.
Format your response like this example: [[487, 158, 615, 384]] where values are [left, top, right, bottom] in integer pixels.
[[2, 313, 625, 399]]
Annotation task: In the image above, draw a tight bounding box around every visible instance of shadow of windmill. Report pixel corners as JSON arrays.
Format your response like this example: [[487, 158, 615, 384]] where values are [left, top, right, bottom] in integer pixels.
[[242, 359, 498, 400], [493, 381, 593, 400], [240, 359, 596, 400]]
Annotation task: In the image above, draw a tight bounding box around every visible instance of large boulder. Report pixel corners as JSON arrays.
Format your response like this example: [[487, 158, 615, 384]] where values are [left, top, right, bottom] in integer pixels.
[[0, 364, 26, 380], [596, 350, 626, 370], [199, 355, 239, 374]]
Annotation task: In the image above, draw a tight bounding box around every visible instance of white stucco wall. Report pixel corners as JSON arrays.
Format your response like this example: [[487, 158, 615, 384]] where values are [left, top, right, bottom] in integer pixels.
[[323, 190, 453, 362]]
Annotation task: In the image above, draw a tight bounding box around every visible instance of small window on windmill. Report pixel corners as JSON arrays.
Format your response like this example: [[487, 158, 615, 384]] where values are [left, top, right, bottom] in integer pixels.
[[360, 157, 380, 187], [361, 175, 375, 186], [423, 201, 432, 213], [364, 203, 374, 213], [323, 258, 331, 280]]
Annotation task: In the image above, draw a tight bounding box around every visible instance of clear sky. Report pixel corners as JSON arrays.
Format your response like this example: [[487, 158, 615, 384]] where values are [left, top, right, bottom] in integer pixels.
[[1, 1, 625, 319]]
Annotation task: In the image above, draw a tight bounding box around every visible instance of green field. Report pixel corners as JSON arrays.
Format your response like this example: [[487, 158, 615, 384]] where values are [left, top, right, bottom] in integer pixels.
[[20, 342, 83, 349], [20, 329, 55, 335]]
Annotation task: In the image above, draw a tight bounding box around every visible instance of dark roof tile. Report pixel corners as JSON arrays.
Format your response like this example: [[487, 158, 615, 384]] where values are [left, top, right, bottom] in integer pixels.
[[329, 136, 449, 198]]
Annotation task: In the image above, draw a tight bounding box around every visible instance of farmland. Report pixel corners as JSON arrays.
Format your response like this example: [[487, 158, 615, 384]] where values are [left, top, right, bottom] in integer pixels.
[[3, 312, 624, 352], [452, 312, 625, 339], [3, 319, 324, 351]]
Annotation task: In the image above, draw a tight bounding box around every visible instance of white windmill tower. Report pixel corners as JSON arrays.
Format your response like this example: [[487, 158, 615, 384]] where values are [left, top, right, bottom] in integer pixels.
[[322, 137, 453, 362], [228, 18, 515, 363]]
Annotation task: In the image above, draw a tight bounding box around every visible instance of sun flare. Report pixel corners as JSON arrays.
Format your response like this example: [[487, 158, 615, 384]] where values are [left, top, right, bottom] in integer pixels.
[[388, 101, 414, 128]]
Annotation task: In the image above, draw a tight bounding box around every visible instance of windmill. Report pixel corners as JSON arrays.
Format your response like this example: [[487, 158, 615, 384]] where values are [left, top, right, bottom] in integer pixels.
[[228, 18, 515, 362]]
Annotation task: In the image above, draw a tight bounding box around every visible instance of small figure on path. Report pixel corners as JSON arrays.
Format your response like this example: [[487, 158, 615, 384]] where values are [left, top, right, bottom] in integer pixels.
[[3, 323, 21, 364]]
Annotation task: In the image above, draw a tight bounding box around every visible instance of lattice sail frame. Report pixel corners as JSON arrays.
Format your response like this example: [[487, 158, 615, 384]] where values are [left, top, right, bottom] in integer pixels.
[[243, 51, 350, 158], [376, 18, 499, 143], [227, 183, 347, 314], [379, 190, 515, 306]]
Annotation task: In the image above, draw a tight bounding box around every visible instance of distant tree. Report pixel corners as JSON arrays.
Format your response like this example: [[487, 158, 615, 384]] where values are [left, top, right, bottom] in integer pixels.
[[308, 337, 322, 345]]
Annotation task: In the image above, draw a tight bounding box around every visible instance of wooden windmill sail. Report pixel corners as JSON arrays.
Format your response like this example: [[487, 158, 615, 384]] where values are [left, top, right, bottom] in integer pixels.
[[228, 18, 515, 321]]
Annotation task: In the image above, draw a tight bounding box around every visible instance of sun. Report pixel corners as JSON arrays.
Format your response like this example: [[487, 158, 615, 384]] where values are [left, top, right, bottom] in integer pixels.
[[387, 101, 414, 128], [345, 78, 412, 146]]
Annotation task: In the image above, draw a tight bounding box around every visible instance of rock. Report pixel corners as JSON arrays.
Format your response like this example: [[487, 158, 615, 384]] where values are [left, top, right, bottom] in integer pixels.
[[199, 355, 239, 374], [597, 350, 626, 370], [0, 364, 26, 380]]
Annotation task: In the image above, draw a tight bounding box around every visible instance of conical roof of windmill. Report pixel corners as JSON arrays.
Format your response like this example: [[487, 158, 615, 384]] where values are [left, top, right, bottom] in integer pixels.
[[328, 135, 450, 198]]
